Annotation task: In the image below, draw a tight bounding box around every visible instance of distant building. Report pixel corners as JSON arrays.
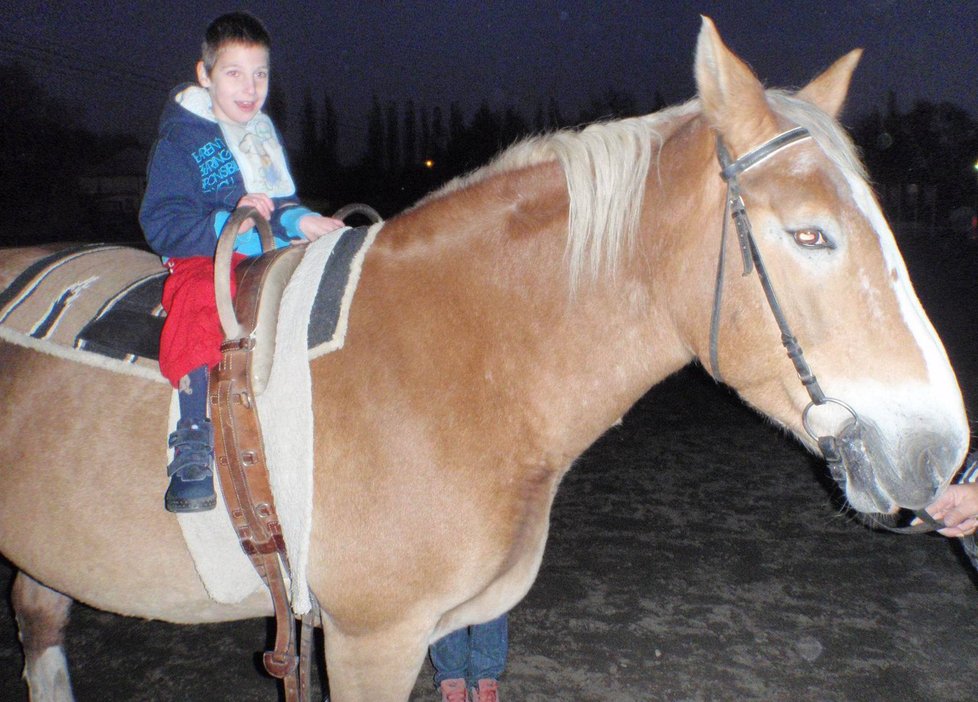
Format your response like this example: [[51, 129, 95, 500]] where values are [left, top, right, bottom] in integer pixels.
[[78, 145, 148, 241]]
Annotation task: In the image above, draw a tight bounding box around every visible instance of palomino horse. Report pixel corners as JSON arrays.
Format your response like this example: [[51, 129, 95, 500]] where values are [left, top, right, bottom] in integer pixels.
[[0, 17, 969, 702]]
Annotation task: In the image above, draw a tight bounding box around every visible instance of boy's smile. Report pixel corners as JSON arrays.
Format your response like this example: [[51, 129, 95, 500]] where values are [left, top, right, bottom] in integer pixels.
[[196, 43, 269, 126]]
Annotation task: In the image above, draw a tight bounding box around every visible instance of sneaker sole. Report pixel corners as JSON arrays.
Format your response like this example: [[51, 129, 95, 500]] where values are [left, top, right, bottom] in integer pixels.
[[165, 495, 218, 513]]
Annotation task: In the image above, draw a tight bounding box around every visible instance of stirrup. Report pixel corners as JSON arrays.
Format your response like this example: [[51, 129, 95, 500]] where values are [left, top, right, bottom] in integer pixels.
[[164, 418, 216, 513]]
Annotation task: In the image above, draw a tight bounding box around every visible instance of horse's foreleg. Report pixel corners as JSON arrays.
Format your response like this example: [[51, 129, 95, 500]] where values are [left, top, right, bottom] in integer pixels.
[[322, 619, 430, 702], [11, 572, 74, 702]]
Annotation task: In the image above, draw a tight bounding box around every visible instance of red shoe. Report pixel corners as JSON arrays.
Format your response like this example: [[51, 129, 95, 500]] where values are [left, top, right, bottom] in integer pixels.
[[473, 679, 499, 702], [439, 678, 469, 702]]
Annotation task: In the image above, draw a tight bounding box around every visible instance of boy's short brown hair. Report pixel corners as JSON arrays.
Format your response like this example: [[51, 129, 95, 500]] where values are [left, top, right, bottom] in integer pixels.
[[201, 11, 271, 73]]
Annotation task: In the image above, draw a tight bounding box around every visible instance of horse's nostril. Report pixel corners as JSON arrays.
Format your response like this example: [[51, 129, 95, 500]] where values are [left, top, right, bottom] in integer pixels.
[[910, 434, 959, 487]]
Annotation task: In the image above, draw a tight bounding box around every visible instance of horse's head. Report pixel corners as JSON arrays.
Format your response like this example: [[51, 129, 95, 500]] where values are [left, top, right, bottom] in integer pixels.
[[688, 17, 969, 516]]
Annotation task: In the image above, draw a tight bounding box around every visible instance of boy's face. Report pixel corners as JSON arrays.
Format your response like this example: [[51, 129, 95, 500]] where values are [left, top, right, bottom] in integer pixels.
[[196, 42, 270, 126]]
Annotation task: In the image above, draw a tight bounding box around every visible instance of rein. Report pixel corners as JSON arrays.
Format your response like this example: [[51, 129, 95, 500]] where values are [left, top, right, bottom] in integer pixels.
[[707, 127, 943, 536]]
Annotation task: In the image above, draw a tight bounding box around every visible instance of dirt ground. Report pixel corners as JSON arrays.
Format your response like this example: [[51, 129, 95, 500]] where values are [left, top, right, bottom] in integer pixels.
[[1, 229, 976, 701]]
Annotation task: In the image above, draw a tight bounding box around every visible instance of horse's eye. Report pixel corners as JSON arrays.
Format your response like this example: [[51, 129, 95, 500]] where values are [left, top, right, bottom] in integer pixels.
[[790, 228, 833, 249]]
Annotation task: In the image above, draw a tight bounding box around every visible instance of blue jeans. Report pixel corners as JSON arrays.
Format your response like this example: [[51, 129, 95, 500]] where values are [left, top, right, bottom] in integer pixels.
[[430, 614, 508, 688]]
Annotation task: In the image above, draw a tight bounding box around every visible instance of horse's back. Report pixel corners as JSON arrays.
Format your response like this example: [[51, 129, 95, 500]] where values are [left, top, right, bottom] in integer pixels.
[[0, 243, 268, 622]]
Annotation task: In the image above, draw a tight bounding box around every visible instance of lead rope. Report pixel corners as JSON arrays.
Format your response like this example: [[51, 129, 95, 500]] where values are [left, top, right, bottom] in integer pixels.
[[709, 129, 945, 535]]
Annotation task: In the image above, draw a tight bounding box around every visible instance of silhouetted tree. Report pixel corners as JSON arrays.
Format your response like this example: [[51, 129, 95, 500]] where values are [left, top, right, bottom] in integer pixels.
[[578, 89, 638, 123], [853, 95, 978, 220], [321, 94, 339, 170], [533, 103, 550, 134], [298, 89, 320, 189], [547, 96, 565, 130], [403, 99, 416, 169], [430, 106, 446, 166], [469, 102, 502, 152], [385, 101, 400, 173], [1, 62, 78, 203], [364, 96, 384, 171], [501, 107, 529, 148], [904, 101, 977, 208], [420, 106, 432, 163], [446, 102, 469, 173], [650, 90, 668, 113], [0, 60, 141, 243]]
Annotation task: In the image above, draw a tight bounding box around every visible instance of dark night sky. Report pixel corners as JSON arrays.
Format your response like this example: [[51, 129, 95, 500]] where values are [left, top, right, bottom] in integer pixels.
[[3, 1, 977, 163]]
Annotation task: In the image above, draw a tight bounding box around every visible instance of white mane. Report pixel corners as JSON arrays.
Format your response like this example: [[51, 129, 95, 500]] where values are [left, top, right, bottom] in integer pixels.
[[424, 92, 866, 289]]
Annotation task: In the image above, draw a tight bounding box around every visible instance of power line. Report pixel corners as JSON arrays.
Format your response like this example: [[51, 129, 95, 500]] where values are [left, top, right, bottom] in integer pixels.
[[0, 39, 171, 94], [1, 26, 174, 88], [0, 27, 558, 150]]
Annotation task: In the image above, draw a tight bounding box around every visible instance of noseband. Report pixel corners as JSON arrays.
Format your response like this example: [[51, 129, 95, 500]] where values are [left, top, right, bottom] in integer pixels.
[[707, 127, 943, 535]]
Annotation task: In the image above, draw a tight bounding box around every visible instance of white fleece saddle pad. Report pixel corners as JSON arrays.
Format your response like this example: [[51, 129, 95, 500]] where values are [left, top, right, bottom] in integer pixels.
[[176, 223, 380, 614]]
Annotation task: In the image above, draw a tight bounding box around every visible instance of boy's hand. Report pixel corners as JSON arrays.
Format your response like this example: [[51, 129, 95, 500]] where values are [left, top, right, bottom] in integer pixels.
[[235, 194, 275, 232], [297, 214, 346, 242], [923, 483, 978, 537]]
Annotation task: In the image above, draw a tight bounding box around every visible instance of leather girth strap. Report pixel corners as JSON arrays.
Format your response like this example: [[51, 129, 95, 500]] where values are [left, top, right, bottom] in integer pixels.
[[209, 207, 318, 702], [210, 349, 318, 702]]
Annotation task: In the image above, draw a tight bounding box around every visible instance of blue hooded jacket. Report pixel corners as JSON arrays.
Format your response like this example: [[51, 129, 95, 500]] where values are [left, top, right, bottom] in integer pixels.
[[140, 85, 312, 259]]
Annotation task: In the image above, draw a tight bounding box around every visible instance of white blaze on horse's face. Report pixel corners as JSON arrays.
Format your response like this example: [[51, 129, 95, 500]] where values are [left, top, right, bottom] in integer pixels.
[[833, 168, 968, 511]]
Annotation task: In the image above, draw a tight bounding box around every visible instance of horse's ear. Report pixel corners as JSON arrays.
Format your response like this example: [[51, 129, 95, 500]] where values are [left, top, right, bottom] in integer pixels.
[[695, 16, 777, 150], [796, 49, 863, 119]]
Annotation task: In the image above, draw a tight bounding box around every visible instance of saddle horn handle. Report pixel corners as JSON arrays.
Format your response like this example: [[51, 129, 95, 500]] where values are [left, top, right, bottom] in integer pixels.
[[332, 202, 383, 224], [214, 206, 276, 340]]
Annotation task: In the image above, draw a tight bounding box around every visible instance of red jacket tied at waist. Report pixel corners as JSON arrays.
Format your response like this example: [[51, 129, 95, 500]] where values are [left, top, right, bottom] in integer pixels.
[[159, 254, 245, 387]]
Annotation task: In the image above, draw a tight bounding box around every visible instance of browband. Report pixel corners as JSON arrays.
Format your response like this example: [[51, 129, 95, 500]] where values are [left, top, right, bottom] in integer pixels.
[[718, 126, 811, 181]]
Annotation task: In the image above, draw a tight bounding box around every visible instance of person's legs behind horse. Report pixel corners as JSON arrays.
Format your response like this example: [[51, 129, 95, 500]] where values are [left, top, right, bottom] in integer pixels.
[[468, 615, 507, 702], [430, 626, 471, 702]]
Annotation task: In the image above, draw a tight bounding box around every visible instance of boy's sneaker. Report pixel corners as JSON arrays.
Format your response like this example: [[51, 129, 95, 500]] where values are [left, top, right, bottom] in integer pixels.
[[473, 679, 499, 702], [164, 418, 216, 513], [439, 678, 468, 702]]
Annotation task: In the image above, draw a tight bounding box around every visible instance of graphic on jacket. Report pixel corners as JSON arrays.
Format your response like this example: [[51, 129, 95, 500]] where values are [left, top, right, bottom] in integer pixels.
[[193, 138, 239, 194]]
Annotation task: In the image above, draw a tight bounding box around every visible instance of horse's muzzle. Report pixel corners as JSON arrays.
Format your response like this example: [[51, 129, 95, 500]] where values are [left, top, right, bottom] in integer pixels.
[[823, 417, 952, 514]]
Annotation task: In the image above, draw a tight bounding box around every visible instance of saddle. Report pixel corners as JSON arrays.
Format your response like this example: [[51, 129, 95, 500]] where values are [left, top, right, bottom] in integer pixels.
[[218, 238, 304, 394]]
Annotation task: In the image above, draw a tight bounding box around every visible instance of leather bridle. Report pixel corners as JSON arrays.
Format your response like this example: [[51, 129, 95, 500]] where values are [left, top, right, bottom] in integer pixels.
[[707, 126, 944, 535]]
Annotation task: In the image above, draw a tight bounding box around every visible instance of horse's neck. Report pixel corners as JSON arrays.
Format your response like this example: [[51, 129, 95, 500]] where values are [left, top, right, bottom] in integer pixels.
[[626, 116, 728, 368], [374, 161, 697, 458]]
